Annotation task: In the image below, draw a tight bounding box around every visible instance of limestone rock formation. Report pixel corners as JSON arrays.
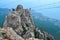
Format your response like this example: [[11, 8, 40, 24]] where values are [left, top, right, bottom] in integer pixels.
[[1, 5, 55, 40], [0, 27, 24, 40]]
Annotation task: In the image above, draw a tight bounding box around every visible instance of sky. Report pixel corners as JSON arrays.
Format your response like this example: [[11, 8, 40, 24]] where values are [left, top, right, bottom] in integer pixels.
[[0, 0, 60, 20]]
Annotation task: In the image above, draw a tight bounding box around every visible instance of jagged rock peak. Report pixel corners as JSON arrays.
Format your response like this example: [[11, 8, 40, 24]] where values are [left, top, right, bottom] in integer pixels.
[[2, 5, 55, 40], [16, 5, 23, 11]]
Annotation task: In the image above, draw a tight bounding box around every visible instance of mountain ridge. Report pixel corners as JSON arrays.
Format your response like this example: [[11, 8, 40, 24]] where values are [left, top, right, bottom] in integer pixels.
[[0, 5, 54, 40]]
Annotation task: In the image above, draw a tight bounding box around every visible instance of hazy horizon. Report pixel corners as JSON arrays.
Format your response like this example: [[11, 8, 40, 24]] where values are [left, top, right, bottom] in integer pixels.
[[0, 0, 60, 20]]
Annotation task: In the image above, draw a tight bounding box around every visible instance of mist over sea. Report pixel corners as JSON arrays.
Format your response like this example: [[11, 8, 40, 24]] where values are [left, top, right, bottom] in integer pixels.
[[0, 9, 60, 40]]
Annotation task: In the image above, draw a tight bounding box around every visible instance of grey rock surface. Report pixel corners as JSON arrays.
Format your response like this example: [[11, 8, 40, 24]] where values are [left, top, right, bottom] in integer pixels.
[[2, 5, 55, 40]]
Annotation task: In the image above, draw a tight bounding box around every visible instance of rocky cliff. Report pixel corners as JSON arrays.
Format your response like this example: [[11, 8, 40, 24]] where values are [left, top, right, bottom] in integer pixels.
[[0, 5, 54, 40]]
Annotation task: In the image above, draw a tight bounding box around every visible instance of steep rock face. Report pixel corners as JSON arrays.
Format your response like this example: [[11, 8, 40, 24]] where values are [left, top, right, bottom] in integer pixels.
[[0, 27, 24, 40], [3, 5, 35, 36], [2, 5, 54, 40]]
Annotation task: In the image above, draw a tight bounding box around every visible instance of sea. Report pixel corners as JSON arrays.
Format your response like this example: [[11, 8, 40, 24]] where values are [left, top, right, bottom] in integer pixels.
[[0, 8, 60, 40]]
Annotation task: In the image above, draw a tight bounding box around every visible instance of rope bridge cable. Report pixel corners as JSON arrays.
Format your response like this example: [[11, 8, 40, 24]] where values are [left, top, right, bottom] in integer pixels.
[[31, 6, 60, 10], [1, 1, 60, 9], [1, 1, 60, 7], [43, 6, 60, 9], [0, 0, 22, 7], [31, 2, 60, 10], [31, 1, 60, 9]]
